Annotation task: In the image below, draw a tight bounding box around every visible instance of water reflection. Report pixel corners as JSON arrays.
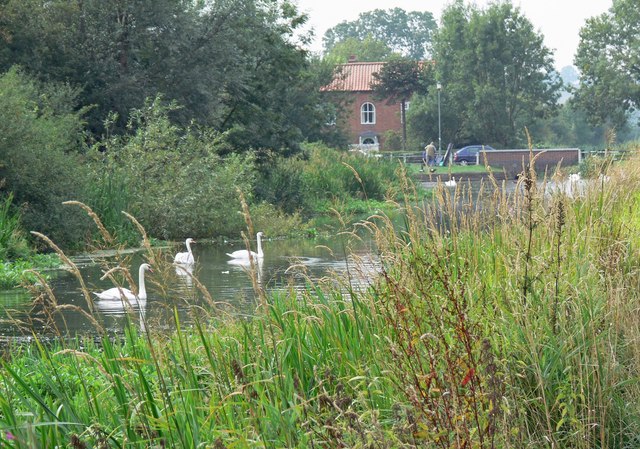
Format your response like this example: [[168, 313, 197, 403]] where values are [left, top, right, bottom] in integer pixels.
[[174, 262, 195, 287]]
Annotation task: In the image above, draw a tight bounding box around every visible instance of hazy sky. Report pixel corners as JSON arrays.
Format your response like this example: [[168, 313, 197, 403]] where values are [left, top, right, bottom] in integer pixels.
[[294, 0, 613, 69]]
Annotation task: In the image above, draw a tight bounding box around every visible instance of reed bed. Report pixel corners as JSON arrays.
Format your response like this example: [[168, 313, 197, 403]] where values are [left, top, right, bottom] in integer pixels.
[[1, 149, 640, 448]]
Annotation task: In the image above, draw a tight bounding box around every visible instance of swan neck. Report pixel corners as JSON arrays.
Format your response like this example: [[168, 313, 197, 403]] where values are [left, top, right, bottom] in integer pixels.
[[138, 265, 147, 298], [256, 234, 263, 257], [186, 240, 193, 255]]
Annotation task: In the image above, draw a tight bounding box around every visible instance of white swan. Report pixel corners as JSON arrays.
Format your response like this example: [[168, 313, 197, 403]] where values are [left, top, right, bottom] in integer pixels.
[[174, 238, 196, 264], [93, 263, 152, 302], [444, 176, 457, 187], [227, 231, 264, 260]]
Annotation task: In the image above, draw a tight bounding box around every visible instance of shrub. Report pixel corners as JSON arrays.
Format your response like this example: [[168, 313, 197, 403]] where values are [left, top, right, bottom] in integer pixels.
[[301, 143, 398, 203], [92, 97, 256, 240], [383, 130, 403, 151], [249, 202, 305, 237], [254, 143, 401, 222], [0, 67, 90, 250], [254, 151, 309, 214], [0, 193, 30, 261]]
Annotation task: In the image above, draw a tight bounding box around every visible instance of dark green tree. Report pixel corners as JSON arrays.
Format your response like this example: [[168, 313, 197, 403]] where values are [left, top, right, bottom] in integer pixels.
[[323, 36, 393, 64], [0, 67, 90, 249], [371, 57, 429, 150], [421, 0, 560, 147], [0, 0, 329, 154], [573, 0, 640, 130], [322, 8, 437, 60], [528, 102, 606, 149]]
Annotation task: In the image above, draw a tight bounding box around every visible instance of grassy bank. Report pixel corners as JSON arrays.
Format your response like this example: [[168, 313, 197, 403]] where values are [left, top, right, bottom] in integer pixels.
[[1, 149, 640, 448]]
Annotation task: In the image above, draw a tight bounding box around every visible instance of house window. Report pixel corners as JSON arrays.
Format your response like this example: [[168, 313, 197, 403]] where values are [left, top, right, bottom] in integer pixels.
[[361, 102, 375, 124]]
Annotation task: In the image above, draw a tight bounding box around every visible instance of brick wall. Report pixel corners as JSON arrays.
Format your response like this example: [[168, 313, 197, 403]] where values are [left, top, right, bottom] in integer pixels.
[[341, 92, 402, 150], [480, 149, 581, 175]]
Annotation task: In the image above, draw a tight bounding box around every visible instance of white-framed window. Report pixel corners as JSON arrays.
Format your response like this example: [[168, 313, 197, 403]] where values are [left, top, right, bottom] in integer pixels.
[[361, 102, 376, 124]]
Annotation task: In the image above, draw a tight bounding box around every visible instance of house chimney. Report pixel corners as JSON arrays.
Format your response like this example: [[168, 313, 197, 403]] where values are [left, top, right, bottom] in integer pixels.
[[348, 54, 357, 63]]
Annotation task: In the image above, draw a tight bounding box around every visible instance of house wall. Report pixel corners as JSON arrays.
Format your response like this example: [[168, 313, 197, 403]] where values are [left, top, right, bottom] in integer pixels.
[[343, 92, 403, 150]]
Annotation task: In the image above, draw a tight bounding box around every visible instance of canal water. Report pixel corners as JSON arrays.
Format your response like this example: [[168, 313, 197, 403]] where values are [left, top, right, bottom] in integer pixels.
[[0, 233, 379, 340]]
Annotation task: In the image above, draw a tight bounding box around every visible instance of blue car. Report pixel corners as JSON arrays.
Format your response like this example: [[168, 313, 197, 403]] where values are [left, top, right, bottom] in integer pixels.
[[453, 145, 495, 165]]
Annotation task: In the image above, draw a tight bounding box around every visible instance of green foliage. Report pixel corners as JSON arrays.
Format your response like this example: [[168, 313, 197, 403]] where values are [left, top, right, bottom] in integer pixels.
[[425, 1, 561, 147], [383, 130, 404, 151], [322, 7, 437, 60], [249, 202, 305, 238], [0, 0, 329, 154], [573, 0, 640, 129], [254, 152, 309, 214], [255, 143, 400, 221], [0, 67, 90, 250], [305, 145, 398, 203], [91, 97, 255, 240], [528, 102, 607, 149], [323, 36, 393, 64], [0, 253, 59, 289], [84, 164, 139, 246], [0, 193, 30, 261]]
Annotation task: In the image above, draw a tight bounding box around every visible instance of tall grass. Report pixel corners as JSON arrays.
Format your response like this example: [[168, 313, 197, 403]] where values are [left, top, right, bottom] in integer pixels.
[[1, 146, 640, 447], [0, 193, 30, 261]]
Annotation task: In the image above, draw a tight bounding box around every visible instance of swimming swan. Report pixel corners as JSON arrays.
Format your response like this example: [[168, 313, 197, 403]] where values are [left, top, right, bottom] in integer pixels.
[[444, 176, 457, 187], [226, 232, 264, 260], [174, 238, 196, 264], [93, 263, 152, 302]]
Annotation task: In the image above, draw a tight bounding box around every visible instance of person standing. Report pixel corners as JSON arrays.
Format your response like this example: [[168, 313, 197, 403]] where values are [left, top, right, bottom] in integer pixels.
[[425, 141, 436, 166]]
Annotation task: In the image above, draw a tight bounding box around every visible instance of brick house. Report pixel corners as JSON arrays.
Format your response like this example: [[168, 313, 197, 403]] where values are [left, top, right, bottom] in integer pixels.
[[323, 60, 405, 152]]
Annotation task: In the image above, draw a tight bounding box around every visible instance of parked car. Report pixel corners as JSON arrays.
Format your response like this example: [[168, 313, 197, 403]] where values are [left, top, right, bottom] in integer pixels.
[[453, 145, 496, 165]]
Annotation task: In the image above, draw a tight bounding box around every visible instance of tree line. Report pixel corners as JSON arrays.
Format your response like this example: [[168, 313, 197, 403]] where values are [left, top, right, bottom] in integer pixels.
[[0, 0, 340, 151], [323, 0, 639, 150]]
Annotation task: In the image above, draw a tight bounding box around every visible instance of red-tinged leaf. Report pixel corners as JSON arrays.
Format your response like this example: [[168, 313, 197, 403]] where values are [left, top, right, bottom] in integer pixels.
[[461, 368, 475, 386]]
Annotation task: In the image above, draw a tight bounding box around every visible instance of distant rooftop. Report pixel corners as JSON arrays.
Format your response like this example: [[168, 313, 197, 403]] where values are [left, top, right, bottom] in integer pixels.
[[323, 61, 384, 92]]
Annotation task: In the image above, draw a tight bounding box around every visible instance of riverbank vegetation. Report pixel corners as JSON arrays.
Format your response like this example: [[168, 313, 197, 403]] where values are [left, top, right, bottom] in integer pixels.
[[0, 67, 406, 261], [1, 148, 639, 447]]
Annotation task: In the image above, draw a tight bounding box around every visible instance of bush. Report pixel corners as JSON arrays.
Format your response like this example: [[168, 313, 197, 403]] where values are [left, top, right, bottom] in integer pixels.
[[382, 130, 403, 151], [0, 67, 90, 250], [254, 151, 309, 214], [255, 143, 400, 220], [249, 202, 305, 237], [301, 143, 398, 203], [0, 193, 30, 261], [91, 97, 255, 240]]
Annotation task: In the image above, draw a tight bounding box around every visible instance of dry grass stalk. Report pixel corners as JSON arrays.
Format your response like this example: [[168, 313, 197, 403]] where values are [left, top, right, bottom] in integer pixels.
[[63, 200, 114, 246], [30, 231, 96, 314]]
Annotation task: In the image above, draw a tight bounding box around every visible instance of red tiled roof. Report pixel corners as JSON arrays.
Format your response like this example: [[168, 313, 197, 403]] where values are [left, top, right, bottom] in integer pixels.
[[323, 62, 385, 92]]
